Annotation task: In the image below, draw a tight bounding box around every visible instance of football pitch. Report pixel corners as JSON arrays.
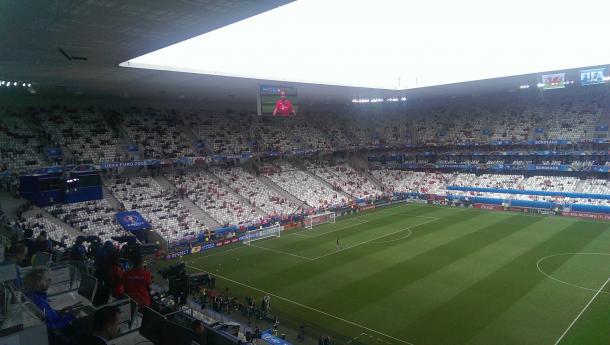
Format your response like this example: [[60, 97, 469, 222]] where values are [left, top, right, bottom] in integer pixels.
[[179, 204, 610, 344]]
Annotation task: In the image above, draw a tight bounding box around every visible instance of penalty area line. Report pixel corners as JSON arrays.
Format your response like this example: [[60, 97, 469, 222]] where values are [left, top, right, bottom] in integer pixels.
[[246, 243, 314, 261], [185, 264, 414, 345]]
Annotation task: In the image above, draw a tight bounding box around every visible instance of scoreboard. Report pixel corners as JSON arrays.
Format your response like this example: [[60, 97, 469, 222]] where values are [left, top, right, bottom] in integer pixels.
[[540, 73, 565, 90]]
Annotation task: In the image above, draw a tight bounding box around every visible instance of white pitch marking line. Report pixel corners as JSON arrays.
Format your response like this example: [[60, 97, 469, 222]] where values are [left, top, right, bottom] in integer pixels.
[[368, 229, 413, 245], [311, 218, 438, 260], [377, 211, 439, 220], [186, 264, 414, 345], [536, 252, 610, 295], [188, 245, 247, 263], [246, 243, 313, 261], [553, 275, 610, 345], [367, 218, 438, 245], [292, 219, 370, 239]]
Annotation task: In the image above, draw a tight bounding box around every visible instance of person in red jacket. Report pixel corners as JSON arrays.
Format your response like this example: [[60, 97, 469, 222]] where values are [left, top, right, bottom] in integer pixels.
[[272, 91, 296, 117], [123, 255, 152, 309], [106, 252, 124, 299]]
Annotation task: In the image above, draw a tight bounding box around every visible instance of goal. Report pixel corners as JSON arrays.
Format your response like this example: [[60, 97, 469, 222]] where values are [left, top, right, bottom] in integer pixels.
[[244, 224, 282, 245], [304, 211, 336, 229]]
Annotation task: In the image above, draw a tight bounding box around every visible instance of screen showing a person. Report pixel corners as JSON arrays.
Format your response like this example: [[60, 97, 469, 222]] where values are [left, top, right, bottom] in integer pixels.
[[260, 86, 298, 116]]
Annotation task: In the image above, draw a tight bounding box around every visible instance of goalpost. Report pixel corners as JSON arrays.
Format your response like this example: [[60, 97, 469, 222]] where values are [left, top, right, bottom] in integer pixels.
[[244, 224, 282, 245], [304, 211, 336, 229]]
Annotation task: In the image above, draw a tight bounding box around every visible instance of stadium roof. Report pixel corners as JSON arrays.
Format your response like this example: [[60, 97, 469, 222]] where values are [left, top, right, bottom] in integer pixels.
[[1, 0, 609, 107], [122, 0, 610, 90]]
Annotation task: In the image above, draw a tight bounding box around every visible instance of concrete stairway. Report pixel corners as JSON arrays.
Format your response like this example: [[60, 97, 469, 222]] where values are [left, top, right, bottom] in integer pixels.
[[208, 170, 267, 215], [257, 175, 305, 206], [361, 169, 385, 191], [102, 185, 122, 210], [305, 170, 352, 199], [153, 176, 222, 229]]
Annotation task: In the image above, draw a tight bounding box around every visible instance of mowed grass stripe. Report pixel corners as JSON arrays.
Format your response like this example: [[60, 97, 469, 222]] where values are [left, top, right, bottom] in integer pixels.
[[248, 208, 483, 293], [352, 217, 580, 330], [402, 221, 610, 345], [184, 205, 437, 285], [306, 213, 544, 317], [267, 210, 501, 308]]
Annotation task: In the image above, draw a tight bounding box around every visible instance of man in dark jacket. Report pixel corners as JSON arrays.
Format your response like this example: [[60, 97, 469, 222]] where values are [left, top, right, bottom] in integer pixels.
[[80, 305, 121, 345]]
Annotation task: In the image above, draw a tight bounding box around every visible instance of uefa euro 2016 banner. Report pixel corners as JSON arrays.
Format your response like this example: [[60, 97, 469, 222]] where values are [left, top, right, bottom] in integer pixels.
[[116, 211, 151, 231]]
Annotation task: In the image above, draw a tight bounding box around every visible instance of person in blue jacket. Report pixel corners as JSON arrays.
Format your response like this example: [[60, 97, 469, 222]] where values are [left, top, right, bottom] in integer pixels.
[[24, 267, 77, 330]]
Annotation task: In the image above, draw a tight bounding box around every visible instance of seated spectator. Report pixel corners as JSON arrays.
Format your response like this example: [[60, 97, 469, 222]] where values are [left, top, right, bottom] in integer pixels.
[[80, 305, 121, 345], [1, 243, 28, 288], [192, 319, 206, 343], [24, 267, 77, 332], [123, 255, 152, 309]]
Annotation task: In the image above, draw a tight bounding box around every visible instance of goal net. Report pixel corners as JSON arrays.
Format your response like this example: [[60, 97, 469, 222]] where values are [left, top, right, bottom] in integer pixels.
[[244, 224, 282, 245], [305, 211, 336, 229]]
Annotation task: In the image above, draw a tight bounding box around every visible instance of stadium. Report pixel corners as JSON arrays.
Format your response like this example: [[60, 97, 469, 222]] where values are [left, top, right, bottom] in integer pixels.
[[1, 1, 610, 344]]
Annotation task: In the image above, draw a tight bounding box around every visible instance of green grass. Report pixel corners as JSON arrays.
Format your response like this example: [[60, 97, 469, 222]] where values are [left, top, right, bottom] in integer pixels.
[[170, 204, 610, 345]]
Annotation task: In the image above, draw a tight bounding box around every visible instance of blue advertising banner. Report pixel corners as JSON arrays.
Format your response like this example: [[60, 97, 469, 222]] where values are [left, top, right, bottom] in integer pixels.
[[580, 68, 607, 86], [101, 160, 149, 169], [116, 211, 151, 231]]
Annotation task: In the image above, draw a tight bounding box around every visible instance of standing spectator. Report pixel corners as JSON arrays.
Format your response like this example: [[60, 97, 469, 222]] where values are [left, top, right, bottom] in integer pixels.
[[123, 255, 152, 309], [106, 252, 124, 299], [1, 243, 28, 288], [34, 230, 53, 253], [93, 241, 116, 306], [17, 228, 35, 262], [69, 237, 87, 262]]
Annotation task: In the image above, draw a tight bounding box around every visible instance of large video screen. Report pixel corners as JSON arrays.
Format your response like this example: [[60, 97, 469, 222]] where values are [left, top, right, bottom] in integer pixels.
[[260, 86, 298, 116]]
